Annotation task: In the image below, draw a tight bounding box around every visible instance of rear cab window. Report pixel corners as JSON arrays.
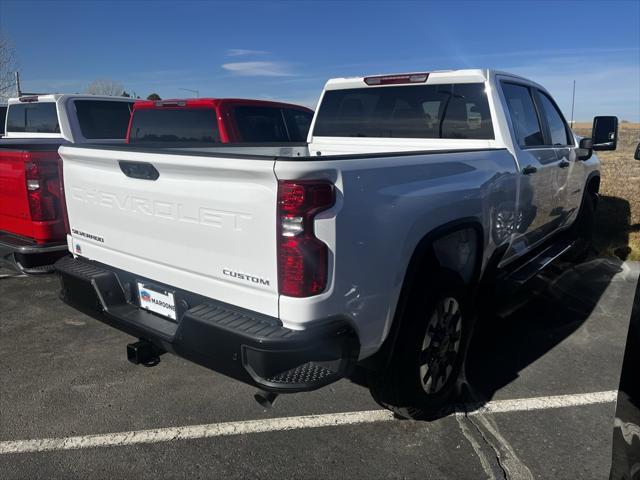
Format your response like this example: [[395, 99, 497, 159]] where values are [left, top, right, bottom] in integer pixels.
[[74, 100, 133, 139], [6, 102, 60, 133], [312, 83, 494, 139], [233, 106, 289, 142], [128, 107, 222, 145]]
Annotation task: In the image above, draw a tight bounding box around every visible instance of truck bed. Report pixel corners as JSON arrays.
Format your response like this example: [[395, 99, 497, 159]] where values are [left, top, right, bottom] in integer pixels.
[[58, 142, 516, 344]]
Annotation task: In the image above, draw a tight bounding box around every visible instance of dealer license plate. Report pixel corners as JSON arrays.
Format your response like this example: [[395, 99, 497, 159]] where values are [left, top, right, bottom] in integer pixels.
[[137, 282, 176, 320]]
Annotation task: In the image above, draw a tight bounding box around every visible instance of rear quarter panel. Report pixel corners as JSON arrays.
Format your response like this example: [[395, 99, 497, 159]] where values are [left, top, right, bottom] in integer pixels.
[[275, 149, 518, 358]]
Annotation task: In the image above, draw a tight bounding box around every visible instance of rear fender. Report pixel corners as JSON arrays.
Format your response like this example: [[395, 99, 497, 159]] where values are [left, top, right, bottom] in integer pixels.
[[363, 218, 484, 370]]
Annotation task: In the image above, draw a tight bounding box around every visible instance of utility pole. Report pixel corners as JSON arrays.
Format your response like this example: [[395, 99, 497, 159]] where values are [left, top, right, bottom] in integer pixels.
[[15, 71, 21, 97], [570, 80, 576, 129]]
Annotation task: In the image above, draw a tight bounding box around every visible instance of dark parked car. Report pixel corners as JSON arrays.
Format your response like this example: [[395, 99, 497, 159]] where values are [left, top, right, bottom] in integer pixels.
[[609, 144, 640, 480]]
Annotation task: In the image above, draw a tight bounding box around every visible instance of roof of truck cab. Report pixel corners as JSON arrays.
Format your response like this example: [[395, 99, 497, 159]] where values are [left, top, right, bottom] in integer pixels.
[[6, 94, 135, 105], [323, 69, 536, 90], [131, 98, 313, 112]]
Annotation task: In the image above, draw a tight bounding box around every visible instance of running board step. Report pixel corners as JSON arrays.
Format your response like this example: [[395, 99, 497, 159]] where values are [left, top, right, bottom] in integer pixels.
[[498, 238, 575, 291]]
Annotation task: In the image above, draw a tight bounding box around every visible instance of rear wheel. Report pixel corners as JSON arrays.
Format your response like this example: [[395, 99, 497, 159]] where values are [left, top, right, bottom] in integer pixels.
[[368, 271, 474, 420]]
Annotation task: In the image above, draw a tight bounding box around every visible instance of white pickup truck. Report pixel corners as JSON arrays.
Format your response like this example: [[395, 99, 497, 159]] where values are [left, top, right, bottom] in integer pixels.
[[2, 94, 134, 143], [54, 69, 619, 418]]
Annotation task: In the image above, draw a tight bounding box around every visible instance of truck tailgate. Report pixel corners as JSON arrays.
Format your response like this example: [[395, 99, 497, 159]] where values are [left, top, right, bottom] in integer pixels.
[[58, 146, 279, 317]]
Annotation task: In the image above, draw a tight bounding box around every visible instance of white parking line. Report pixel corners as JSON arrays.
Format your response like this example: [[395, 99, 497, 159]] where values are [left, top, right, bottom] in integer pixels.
[[0, 390, 617, 455], [0, 273, 27, 279], [462, 389, 617, 415]]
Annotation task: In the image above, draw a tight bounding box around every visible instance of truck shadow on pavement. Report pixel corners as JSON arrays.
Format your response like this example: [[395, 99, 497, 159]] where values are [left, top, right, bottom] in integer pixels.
[[594, 195, 635, 260], [347, 254, 631, 419], [463, 255, 628, 404]]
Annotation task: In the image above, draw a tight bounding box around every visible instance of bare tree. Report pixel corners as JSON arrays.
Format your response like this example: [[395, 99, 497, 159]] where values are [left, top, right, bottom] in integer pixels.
[[0, 34, 18, 100], [85, 79, 125, 96]]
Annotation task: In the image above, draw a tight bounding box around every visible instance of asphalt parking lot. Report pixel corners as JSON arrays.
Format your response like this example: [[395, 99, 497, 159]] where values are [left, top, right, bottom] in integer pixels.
[[1, 257, 638, 480]]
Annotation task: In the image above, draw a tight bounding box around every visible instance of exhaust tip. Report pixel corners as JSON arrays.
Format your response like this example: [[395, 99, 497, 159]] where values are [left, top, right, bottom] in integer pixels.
[[254, 390, 279, 409]]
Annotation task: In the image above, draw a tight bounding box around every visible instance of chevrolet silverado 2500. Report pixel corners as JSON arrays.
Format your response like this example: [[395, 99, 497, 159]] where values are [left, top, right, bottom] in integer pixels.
[[0, 95, 134, 273], [54, 69, 618, 418]]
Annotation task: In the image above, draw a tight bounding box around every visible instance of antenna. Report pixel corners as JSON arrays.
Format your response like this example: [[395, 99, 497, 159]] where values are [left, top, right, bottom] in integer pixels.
[[570, 80, 576, 128]]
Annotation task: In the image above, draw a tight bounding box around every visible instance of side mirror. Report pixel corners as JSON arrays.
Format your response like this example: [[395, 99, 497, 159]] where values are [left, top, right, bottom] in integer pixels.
[[579, 137, 593, 149], [577, 137, 593, 161], [591, 116, 618, 151], [635, 143, 640, 161]]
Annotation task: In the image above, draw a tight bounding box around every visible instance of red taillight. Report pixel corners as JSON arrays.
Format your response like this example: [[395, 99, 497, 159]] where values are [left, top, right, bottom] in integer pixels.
[[277, 181, 335, 297], [25, 160, 60, 222], [364, 72, 429, 86]]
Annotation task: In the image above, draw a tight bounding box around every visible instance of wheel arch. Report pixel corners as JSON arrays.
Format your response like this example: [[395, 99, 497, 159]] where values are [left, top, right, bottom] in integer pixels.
[[363, 217, 485, 370], [579, 171, 601, 213], [587, 172, 600, 193]]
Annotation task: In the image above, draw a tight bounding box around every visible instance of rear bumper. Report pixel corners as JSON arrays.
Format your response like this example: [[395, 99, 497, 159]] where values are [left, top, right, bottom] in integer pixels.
[[0, 231, 67, 274], [55, 255, 359, 393]]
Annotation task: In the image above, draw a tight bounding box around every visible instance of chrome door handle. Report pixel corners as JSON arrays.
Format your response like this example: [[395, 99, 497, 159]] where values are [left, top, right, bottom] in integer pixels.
[[522, 165, 538, 175]]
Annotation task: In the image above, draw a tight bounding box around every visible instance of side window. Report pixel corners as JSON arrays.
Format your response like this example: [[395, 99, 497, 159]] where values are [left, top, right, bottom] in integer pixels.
[[536, 91, 572, 146], [233, 106, 289, 142], [501, 83, 544, 147], [283, 109, 313, 142], [441, 83, 494, 139]]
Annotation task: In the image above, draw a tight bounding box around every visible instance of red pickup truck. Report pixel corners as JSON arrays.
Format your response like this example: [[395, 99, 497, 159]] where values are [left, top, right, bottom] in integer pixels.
[[127, 98, 314, 144]]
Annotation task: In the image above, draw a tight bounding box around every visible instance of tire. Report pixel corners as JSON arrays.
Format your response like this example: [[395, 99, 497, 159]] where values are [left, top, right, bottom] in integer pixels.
[[566, 190, 597, 262], [367, 270, 475, 420]]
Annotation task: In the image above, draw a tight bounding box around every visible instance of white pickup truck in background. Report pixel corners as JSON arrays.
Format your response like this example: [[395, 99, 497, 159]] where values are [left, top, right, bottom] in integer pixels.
[[54, 69, 619, 418], [2, 94, 134, 143]]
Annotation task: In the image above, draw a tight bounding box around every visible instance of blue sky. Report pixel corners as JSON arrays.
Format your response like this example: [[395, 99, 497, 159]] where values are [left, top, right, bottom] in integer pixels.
[[1, 0, 639, 121]]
